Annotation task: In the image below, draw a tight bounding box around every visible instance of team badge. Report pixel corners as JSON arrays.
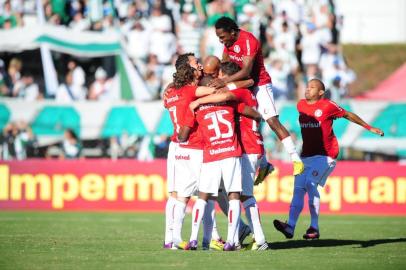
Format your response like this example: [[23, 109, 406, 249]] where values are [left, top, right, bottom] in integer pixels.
[[234, 45, 241, 53], [312, 170, 319, 177], [314, 109, 323, 117]]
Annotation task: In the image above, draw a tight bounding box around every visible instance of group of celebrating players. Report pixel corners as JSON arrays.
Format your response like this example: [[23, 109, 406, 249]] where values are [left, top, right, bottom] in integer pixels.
[[163, 17, 384, 251]]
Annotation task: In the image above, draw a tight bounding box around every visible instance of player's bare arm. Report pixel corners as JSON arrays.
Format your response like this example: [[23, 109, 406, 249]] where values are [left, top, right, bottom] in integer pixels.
[[343, 111, 384, 136], [227, 78, 254, 90], [210, 56, 255, 88], [177, 126, 192, 142], [189, 92, 236, 111], [240, 105, 261, 121], [195, 86, 217, 97]]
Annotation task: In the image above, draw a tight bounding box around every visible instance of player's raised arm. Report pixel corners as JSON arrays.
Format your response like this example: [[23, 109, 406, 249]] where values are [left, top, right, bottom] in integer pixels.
[[343, 111, 384, 136]]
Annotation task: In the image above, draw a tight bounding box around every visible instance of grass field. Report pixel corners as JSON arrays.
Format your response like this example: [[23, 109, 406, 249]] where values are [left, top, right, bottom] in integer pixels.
[[0, 212, 405, 270]]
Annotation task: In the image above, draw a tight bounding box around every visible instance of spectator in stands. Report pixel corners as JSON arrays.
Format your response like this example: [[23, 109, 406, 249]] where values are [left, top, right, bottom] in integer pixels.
[[67, 60, 85, 89], [60, 128, 81, 159], [0, 0, 23, 29], [12, 73, 41, 101], [56, 71, 86, 102], [88, 67, 114, 101], [0, 59, 9, 96], [4, 58, 22, 97], [176, 6, 202, 57]]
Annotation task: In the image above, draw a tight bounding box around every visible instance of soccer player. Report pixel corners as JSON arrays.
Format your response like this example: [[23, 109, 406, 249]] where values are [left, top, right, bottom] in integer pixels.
[[163, 53, 216, 249], [179, 82, 261, 251], [190, 62, 269, 250], [211, 16, 304, 178], [273, 79, 384, 240]]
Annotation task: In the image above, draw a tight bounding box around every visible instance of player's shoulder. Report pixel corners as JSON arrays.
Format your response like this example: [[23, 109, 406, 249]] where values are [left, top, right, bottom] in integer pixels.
[[240, 29, 257, 41], [322, 99, 342, 110], [297, 99, 307, 109]]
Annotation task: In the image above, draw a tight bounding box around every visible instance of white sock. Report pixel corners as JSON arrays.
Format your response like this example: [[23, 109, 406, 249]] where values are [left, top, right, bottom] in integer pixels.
[[287, 187, 305, 230], [164, 196, 176, 244], [243, 197, 265, 245], [202, 199, 215, 245], [172, 200, 186, 245], [211, 212, 221, 241], [227, 199, 241, 245], [190, 199, 207, 242]]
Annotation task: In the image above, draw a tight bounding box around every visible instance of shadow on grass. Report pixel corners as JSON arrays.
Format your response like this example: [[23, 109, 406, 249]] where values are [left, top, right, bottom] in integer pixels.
[[268, 238, 406, 250]]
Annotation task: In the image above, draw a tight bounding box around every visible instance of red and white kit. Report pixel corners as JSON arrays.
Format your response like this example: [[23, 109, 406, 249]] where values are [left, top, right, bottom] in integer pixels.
[[165, 86, 203, 197], [195, 101, 244, 196], [297, 98, 347, 186], [224, 29, 277, 120], [232, 88, 264, 196]]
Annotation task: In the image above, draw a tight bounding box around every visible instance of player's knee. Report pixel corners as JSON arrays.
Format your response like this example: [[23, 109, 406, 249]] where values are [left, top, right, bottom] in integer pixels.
[[228, 192, 240, 200]]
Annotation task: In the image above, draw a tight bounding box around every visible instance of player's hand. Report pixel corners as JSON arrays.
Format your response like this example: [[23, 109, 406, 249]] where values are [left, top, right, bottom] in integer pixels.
[[162, 83, 174, 101], [293, 161, 304, 176], [370, 127, 384, 137], [209, 78, 226, 89], [189, 101, 200, 112]]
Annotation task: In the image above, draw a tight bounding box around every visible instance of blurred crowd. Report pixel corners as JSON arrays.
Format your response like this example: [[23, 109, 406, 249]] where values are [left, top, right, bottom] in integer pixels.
[[0, 0, 355, 102], [0, 0, 358, 161]]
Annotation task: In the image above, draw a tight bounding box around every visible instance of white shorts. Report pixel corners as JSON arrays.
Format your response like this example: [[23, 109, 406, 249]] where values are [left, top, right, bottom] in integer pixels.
[[166, 141, 178, 193], [241, 154, 261, 196], [295, 155, 336, 188], [199, 157, 242, 196], [253, 83, 278, 121], [174, 147, 203, 198]]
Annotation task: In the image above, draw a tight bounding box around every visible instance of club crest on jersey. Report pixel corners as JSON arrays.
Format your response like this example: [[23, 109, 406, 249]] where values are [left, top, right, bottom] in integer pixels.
[[233, 45, 241, 53], [314, 109, 323, 117]]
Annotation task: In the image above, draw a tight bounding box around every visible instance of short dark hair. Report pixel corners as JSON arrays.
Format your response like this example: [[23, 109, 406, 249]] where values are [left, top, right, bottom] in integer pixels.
[[215, 16, 239, 33], [220, 62, 241, 76], [198, 75, 214, 87], [309, 78, 326, 91]]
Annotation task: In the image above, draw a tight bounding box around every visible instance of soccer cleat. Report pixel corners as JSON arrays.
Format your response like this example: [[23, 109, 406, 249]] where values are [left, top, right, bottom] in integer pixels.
[[273, 219, 294, 239], [246, 241, 269, 251], [255, 163, 274, 185], [175, 241, 189, 250], [293, 161, 305, 176], [163, 242, 173, 249], [186, 240, 198, 250], [223, 242, 235, 251], [239, 224, 252, 244], [303, 227, 320, 240], [209, 239, 225, 251]]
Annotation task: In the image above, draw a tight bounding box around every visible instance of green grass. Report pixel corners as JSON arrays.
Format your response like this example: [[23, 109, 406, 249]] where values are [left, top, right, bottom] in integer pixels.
[[343, 44, 406, 96], [0, 212, 405, 270]]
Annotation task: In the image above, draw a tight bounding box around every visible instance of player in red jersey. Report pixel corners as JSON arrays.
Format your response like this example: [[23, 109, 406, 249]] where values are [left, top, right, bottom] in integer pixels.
[[190, 62, 269, 250], [211, 16, 304, 178], [273, 79, 384, 240], [163, 53, 217, 249], [179, 83, 261, 251]]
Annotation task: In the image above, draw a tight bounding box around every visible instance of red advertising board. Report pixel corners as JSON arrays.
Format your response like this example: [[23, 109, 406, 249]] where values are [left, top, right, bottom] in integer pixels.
[[0, 159, 405, 215]]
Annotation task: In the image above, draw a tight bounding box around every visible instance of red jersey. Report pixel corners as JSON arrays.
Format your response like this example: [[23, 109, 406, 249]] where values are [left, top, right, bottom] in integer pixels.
[[224, 29, 272, 86], [297, 98, 347, 159], [195, 102, 244, 162], [232, 88, 264, 155], [164, 86, 203, 149]]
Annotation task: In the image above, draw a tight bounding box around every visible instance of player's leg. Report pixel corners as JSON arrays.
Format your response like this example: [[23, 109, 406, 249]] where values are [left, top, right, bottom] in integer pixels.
[[273, 159, 308, 238], [189, 160, 220, 249], [303, 156, 336, 240], [202, 198, 215, 249], [216, 184, 251, 245], [164, 141, 177, 248], [254, 83, 303, 175], [221, 157, 242, 251], [172, 148, 201, 249], [240, 154, 267, 250]]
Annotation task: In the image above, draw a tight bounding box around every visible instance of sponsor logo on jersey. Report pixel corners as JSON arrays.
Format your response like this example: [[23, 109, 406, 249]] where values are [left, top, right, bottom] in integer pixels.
[[166, 95, 179, 103], [209, 146, 235, 155], [229, 54, 243, 62], [300, 122, 321, 128], [175, 154, 190, 160], [314, 109, 323, 117], [234, 45, 241, 53]]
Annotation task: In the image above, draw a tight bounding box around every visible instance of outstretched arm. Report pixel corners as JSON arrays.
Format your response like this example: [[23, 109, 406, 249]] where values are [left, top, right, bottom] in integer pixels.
[[189, 92, 236, 111], [227, 78, 254, 90], [240, 105, 261, 121], [210, 56, 255, 88], [343, 111, 384, 136]]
